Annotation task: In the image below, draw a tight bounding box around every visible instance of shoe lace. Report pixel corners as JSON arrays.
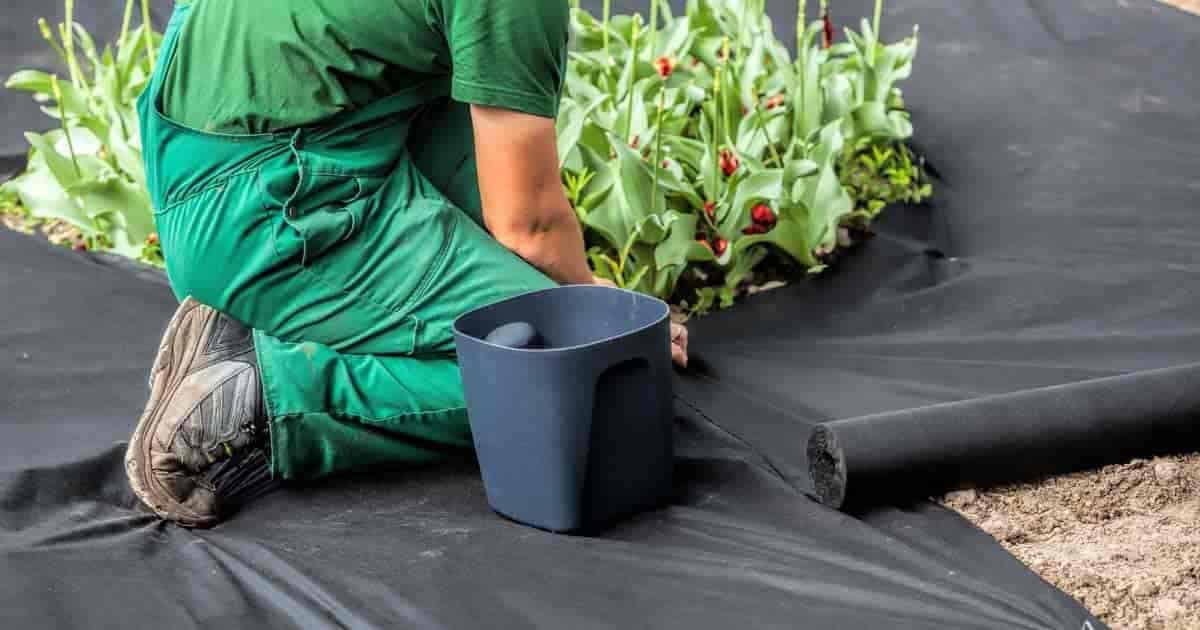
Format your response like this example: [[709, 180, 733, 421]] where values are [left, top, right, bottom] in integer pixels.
[[203, 417, 270, 465], [202, 418, 277, 509]]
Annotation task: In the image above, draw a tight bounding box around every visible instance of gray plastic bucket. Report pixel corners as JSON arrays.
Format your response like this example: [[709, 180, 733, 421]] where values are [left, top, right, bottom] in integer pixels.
[[453, 284, 675, 533]]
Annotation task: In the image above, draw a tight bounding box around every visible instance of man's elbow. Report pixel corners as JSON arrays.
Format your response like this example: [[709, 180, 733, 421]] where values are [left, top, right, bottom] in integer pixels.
[[490, 206, 577, 259]]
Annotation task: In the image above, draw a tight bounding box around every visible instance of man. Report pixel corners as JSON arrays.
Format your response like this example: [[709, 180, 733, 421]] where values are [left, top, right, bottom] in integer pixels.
[[126, 0, 689, 528]]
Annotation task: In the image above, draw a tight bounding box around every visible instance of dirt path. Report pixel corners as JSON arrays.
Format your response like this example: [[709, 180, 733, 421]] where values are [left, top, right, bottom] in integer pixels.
[[941, 454, 1200, 629]]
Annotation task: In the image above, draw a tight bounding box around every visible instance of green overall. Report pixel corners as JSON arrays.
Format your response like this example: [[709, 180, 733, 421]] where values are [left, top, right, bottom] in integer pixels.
[[139, 3, 560, 480]]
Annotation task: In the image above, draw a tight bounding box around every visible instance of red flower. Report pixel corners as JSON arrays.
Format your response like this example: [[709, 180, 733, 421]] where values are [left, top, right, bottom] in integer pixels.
[[654, 56, 676, 79], [703, 201, 716, 219], [147, 232, 159, 246], [742, 223, 769, 235], [713, 238, 729, 257], [765, 93, 785, 110], [751, 204, 776, 225], [719, 149, 739, 177], [822, 10, 835, 49]]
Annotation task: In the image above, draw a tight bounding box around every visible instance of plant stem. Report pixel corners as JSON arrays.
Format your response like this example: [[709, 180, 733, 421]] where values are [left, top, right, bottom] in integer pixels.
[[754, 110, 783, 167], [712, 66, 722, 202], [625, 17, 640, 144], [648, 0, 658, 57], [37, 19, 70, 68], [651, 90, 665, 211], [51, 76, 81, 177], [141, 0, 156, 66], [602, 0, 611, 62], [738, 0, 749, 60], [873, 0, 884, 40], [119, 0, 135, 45], [61, 0, 84, 88], [797, 0, 806, 57]]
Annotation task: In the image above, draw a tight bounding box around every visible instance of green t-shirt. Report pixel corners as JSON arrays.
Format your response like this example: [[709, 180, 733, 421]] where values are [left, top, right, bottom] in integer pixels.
[[160, 0, 570, 134]]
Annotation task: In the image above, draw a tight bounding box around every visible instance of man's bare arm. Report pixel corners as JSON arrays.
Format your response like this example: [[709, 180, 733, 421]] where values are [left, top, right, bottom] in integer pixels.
[[469, 104, 594, 286], [470, 104, 689, 367]]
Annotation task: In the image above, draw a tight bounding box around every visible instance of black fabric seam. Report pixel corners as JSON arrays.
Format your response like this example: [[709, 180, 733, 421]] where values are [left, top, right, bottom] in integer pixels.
[[672, 392, 801, 496]]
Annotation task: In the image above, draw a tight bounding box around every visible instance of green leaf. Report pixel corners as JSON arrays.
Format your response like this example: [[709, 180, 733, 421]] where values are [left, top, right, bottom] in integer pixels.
[[5, 69, 55, 96], [734, 218, 818, 266], [663, 135, 707, 171], [117, 24, 150, 80], [718, 286, 736, 309], [655, 16, 695, 58], [737, 37, 768, 110], [556, 93, 608, 169], [626, 263, 652, 293], [690, 287, 718, 315], [653, 157, 706, 209], [613, 78, 653, 144], [792, 21, 826, 140], [724, 168, 782, 232], [686, 0, 722, 37], [821, 73, 854, 124], [107, 126, 146, 189], [71, 22, 103, 72], [7, 70, 93, 119], [724, 245, 767, 289], [637, 211, 673, 245], [25, 131, 83, 188], [783, 158, 819, 186], [3, 153, 96, 235], [797, 161, 853, 250], [583, 134, 664, 250], [654, 211, 712, 270], [569, 7, 607, 52]]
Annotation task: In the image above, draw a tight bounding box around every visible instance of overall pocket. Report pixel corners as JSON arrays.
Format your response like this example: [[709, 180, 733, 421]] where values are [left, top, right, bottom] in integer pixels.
[[278, 173, 386, 266]]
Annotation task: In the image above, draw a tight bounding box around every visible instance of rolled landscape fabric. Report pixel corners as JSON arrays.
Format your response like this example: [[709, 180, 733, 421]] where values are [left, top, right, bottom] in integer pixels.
[[807, 362, 1200, 511]]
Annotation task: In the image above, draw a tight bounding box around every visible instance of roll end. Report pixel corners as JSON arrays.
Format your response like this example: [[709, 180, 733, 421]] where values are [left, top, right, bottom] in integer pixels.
[[807, 425, 848, 509]]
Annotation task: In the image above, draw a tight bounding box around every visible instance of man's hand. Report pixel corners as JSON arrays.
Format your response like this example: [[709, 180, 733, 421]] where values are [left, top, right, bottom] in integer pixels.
[[470, 104, 594, 285], [593, 277, 689, 367], [669, 322, 689, 368], [594, 277, 689, 367]]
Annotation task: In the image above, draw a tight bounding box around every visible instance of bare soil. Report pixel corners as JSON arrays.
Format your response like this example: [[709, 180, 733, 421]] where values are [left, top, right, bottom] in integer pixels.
[[941, 454, 1200, 630], [1, 208, 84, 248]]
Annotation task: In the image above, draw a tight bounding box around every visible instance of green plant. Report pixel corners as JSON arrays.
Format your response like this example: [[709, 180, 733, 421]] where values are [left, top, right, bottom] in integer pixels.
[[1, 0, 162, 264], [838, 140, 932, 225], [2, 0, 932, 305], [559, 0, 929, 309]]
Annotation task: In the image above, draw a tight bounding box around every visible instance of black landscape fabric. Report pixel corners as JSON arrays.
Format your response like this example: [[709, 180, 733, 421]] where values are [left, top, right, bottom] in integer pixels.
[[3, 0, 1199, 628]]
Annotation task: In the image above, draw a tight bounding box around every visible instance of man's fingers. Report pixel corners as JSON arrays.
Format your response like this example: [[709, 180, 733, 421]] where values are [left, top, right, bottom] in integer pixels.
[[671, 343, 687, 368], [670, 323, 689, 367]]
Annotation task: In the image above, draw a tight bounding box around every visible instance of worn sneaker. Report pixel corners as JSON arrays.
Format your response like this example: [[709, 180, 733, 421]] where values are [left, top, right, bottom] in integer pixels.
[[125, 297, 277, 528]]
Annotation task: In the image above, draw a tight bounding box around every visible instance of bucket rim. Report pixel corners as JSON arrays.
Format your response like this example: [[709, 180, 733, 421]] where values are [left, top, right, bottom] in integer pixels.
[[452, 284, 671, 355]]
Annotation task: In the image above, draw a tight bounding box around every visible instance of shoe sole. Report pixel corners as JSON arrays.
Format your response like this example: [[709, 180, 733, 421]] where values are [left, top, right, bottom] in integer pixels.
[[125, 296, 222, 529]]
